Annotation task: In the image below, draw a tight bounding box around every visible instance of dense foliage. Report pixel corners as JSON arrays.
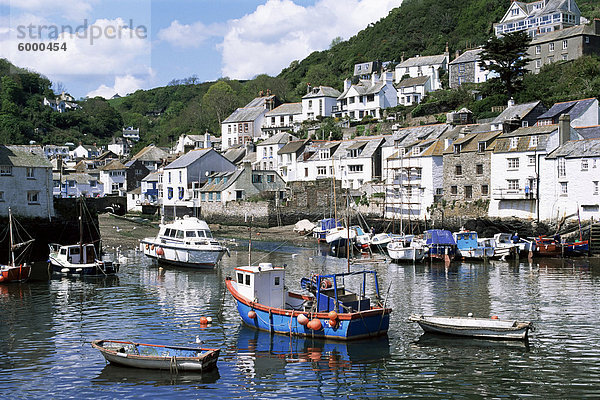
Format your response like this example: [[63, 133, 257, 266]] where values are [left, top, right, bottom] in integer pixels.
[[2, 0, 600, 146]]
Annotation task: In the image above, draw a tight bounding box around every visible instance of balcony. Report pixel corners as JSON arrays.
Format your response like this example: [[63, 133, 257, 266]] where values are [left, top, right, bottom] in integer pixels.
[[492, 188, 536, 200]]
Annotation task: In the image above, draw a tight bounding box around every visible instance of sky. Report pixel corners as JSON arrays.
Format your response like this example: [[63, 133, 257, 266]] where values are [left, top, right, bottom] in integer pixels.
[[0, 0, 403, 99]]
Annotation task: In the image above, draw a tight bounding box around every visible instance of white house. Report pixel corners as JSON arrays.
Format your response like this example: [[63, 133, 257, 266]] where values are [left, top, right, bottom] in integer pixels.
[[490, 100, 548, 131], [544, 137, 600, 222], [162, 148, 237, 218], [53, 172, 103, 198], [221, 95, 278, 150], [43, 145, 71, 160], [107, 137, 132, 157], [394, 52, 448, 90], [301, 86, 341, 121], [122, 127, 140, 141], [262, 103, 302, 137], [295, 141, 340, 183], [126, 187, 143, 213], [256, 132, 298, 171], [0, 145, 54, 219], [335, 72, 397, 121], [99, 160, 127, 196], [172, 133, 212, 154], [71, 144, 101, 159], [277, 139, 310, 182], [493, 0, 581, 38], [395, 76, 431, 106]]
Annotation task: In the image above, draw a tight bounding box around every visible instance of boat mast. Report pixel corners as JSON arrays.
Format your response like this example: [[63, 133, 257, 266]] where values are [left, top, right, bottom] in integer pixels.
[[9, 208, 15, 267], [79, 197, 84, 264], [346, 191, 350, 273], [332, 156, 337, 223]]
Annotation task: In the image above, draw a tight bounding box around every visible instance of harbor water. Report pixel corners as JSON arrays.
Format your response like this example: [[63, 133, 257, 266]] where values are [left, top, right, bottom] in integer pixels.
[[2, 240, 600, 399]]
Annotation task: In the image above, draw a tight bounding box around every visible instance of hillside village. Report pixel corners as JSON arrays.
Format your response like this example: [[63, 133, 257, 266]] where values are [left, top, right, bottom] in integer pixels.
[[2, 0, 600, 229]]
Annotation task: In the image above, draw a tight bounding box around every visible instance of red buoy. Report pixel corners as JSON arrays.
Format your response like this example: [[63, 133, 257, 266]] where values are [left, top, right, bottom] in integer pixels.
[[491, 315, 499, 319], [199, 316, 208, 325], [309, 318, 322, 331], [156, 247, 164, 256], [328, 310, 338, 320], [248, 310, 257, 319], [329, 319, 337, 328]]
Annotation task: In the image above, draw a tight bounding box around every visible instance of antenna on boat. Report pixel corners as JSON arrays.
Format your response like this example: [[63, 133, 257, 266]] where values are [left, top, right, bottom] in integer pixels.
[[9, 208, 15, 267], [246, 213, 253, 266]]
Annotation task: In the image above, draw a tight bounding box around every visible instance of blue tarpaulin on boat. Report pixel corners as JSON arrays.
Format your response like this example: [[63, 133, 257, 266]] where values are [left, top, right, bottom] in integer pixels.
[[320, 218, 341, 230], [425, 229, 456, 245]]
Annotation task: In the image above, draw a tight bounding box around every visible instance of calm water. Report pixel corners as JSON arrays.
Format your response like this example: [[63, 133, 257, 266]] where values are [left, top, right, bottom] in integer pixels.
[[2, 240, 600, 399]]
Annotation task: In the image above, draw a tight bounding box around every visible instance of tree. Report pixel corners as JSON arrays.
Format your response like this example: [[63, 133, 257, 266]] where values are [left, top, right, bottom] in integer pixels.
[[201, 81, 238, 130], [480, 30, 532, 99]]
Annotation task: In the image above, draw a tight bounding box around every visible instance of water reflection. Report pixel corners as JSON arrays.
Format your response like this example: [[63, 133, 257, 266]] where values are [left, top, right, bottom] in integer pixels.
[[92, 363, 221, 386], [413, 332, 531, 352]]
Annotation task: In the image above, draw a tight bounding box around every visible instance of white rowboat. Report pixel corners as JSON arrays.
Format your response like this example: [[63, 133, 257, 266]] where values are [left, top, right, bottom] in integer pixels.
[[408, 314, 534, 340]]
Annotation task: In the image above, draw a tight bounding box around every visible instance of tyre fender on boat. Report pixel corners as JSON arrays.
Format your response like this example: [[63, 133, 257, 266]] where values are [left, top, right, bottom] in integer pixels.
[[156, 247, 164, 256]]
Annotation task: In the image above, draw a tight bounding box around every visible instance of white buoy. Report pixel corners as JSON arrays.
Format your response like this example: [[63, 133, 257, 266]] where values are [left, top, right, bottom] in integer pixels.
[[468, 312, 473, 317]]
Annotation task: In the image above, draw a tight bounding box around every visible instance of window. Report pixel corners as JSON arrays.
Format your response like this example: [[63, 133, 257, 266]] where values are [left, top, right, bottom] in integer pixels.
[[112, 183, 119, 192], [594, 181, 599, 195], [349, 165, 363, 173], [558, 157, 566, 177], [27, 191, 39, 204], [178, 187, 184, 200], [216, 193, 221, 201], [168, 172, 171, 184], [528, 155, 536, 166], [237, 273, 244, 284], [464, 185, 473, 199], [511, 8, 519, 16], [582, 159, 589, 171], [201, 192, 206, 201], [208, 192, 213, 201], [252, 174, 263, 183], [267, 175, 275, 183], [481, 185, 489, 196], [586, 36, 590, 44], [507, 179, 519, 190], [319, 149, 330, 159], [535, 45, 541, 54], [167, 187, 173, 199], [563, 39, 568, 49], [0, 191, 3, 201], [0, 166, 12, 176], [454, 144, 461, 154], [507, 158, 520, 169], [529, 136, 539, 147], [26, 167, 34, 178], [562, 54, 568, 61], [450, 185, 458, 195], [245, 274, 251, 286], [509, 137, 519, 149], [304, 168, 308, 177], [560, 182, 568, 195], [536, 59, 542, 69], [455, 165, 462, 176], [549, 42, 555, 52], [308, 100, 312, 109], [476, 164, 483, 175], [478, 142, 486, 152], [317, 166, 327, 175]]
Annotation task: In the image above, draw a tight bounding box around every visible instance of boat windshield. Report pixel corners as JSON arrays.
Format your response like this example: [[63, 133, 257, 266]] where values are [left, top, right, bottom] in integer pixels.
[[186, 231, 197, 237], [197, 230, 213, 238], [175, 230, 184, 239]]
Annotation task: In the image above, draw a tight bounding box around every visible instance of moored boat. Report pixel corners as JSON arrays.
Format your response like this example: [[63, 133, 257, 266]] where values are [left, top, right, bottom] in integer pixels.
[[226, 264, 391, 340], [408, 314, 534, 340], [454, 231, 494, 260], [313, 218, 342, 242], [533, 236, 561, 257], [91, 340, 220, 372], [0, 208, 33, 284], [386, 236, 425, 262], [422, 229, 457, 261], [140, 216, 228, 268]]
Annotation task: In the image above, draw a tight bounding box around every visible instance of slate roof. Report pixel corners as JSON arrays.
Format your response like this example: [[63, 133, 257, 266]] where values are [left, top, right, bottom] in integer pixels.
[[538, 98, 597, 121], [531, 23, 588, 44], [443, 131, 502, 154], [546, 138, 600, 159], [101, 160, 126, 171], [329, 137, 384, 160], [164, 149, 212, 169], [142, 171, 160, 182], [492, 101, 542, 124], [338, 79, 387, 99], [244, 95, 276, 108], [492, 126, 557, 153], [397, 54, 447, 68], [200, 170, 241, 192], [574, 125, 600, 139], [61, 173, 98, 184], [265, 103, 302, 116], [132, 145, 169, 162], [278, 140, 308, 155], [302, 86, 341, 99], [395, 75, 430, 89], [222, 106, 265, 123], [390, 124, 451, 148], [223, 146, 247, 164], [0, 145, 52, 168], [259, 132, 298, 146], [449, 48, 484, 65]]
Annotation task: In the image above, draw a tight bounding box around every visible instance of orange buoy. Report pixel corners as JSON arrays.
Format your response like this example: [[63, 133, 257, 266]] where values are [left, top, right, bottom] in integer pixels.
[[309, 318, 322, 331], [321, 280, 332, 289], [156, 247, 164, 256], [151, 245, 155, 250], [248, 310, 257, 319], [491, 315, 499, 319], [329, 319, 337, 328], [328, 310, 338, 320], [199, 316, 208, 325], [145, 244, 149, 250], [297, 314, 309, 326]]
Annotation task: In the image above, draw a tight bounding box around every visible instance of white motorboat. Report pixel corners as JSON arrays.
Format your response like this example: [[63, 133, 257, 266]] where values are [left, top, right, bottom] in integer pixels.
[[325, 226, 356, 245], [140, 216, 228, 268], [454, 231, 494, 260], [408, 314, 534, 340], [386, 236, 425, 262]]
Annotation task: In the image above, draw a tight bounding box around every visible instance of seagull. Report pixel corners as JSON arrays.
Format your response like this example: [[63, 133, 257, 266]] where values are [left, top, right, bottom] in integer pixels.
[[195, 335, 204, 344], [292, 254, 298, 258]]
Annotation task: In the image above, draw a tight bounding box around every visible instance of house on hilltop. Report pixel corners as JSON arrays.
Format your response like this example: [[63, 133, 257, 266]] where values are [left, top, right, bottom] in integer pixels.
[[448, 48, 496, 88], [335, 72, 397, 121], [494, 0, 581, 38], [302, 86, 341, 121]]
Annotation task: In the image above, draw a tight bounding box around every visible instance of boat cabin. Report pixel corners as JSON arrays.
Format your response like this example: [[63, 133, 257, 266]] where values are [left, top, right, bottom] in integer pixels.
[[234, 263, 285, 309], [52, 244, 97, 264], [454, 231, 479, 250], [302, 271, 379, 314]]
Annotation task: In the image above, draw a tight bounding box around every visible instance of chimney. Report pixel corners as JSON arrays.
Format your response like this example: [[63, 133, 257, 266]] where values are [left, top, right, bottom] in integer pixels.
[[444, 138, 453, 150], [344, 78, 352, 91], [243, 160, 252, 173], [204, 130, 210, 148], [306, 83, 311, 94], [245, 141, 254, 156], [371, 72, 379, 84], [455, 50, 460, 59], [507, 98, 515, 107], [558, 113, 571, 146]]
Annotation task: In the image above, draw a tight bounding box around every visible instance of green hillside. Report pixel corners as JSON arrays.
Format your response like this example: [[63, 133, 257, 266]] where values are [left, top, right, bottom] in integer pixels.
[[2, 0, 600, 147]]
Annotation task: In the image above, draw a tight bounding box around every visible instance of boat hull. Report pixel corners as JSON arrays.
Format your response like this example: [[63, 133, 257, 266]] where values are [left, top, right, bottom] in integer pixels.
[[409, 315, 532, 340], [226, 279, 390, 341], [0, 264, 31, 283], [49, 257, 118, 276], [140, 239, 225, 268], [387, 246, 425, 262], [457, 247, 495, 260], [91, 340, 219, 372]]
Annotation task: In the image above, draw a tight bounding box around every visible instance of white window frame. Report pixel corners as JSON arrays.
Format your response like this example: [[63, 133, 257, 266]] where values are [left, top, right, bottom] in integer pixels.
[[560, 182, 568, 195], [507, 179, 519, 190], [0, 166, 12, 176], [563, 39, 568, 49], [509, 137, 519, 149], [558, 158, 566, 177], [26, 167, 35, 178], [549, 42, 555, 52], [582, 159, 589, 171], [27, 191, 39, 204]]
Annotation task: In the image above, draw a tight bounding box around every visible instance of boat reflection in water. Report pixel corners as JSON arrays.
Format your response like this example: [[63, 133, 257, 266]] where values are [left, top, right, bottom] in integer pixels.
[[92, 363, 220, 386], [413, 332, 531, 351], [233, 325, 390, 374]]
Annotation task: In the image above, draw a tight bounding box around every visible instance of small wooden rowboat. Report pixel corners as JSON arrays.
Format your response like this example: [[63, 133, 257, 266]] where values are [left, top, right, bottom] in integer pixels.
[[408, 315, 534, 340], [91, 340, 220, 372]]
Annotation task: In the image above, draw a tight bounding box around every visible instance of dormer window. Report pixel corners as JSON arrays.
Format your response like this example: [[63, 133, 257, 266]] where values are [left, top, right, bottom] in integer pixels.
[[478, 142, 486, 152], [454, 144, 461, 154], [319, 149, 330, 159], [529, 136, 539, 147], [511, 8, 519, 16], [509, 137, 519, 149]]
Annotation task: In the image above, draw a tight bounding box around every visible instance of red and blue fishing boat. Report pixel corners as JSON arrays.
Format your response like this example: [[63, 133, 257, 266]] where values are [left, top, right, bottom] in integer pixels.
[[225, 263, 391, 341]]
